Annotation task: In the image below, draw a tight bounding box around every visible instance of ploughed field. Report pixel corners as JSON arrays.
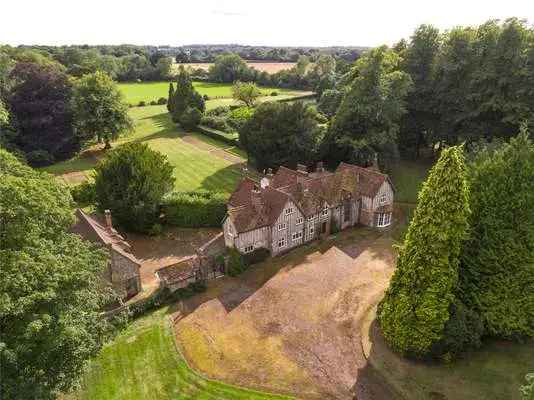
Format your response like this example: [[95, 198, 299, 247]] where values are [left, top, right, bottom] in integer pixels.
[[118, 81, 306, 105], [177, 61, 296, 74]]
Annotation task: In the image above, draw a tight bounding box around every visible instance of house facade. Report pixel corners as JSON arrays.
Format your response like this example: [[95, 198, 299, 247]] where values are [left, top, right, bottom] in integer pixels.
[[71, 209, 142, 300], [223, 162, 394, 256]]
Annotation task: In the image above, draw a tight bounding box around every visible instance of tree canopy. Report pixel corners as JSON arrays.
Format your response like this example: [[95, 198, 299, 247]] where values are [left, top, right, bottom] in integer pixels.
[[71, 71, 132, 149], [231, 81, 262, 107], [94, 142, 174, 233], [327, 46, 413, 168], [0, 149, 115, 399], [378, 146, 470, 357], [7, 62, 79, 165], [239, 101, 321, 170], [168, 66, 205, 125], [459, 129, 534, 340]]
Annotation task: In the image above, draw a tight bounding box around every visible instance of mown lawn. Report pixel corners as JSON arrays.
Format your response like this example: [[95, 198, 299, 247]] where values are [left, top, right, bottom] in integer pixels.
[[389, 159, 433, 204], [69, 307, 293, 400], [118, 81, 304, 105], [42, 105, 245, 195]]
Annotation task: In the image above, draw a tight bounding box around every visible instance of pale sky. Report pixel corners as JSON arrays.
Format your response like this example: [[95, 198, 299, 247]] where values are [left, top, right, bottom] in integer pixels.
[[1, 0, 533, 47]]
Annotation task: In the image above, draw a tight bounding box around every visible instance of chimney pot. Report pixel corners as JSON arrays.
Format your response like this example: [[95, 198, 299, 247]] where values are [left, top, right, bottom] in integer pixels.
[[104, 209, 112, 230]]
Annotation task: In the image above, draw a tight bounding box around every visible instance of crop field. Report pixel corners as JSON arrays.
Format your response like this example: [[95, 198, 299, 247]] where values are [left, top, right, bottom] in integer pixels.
[[42, 105, 247, 194], [118, 81, 305, 105], [66, 307, 292, 400], [177, 61, 296, 74]]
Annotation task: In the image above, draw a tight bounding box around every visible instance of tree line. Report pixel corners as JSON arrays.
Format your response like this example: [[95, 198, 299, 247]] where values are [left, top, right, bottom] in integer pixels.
[[238, 18, 534, 171]]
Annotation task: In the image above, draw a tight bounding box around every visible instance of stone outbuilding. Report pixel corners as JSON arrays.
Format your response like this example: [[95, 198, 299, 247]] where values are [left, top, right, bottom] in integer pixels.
[[71, 209, 142, 300]]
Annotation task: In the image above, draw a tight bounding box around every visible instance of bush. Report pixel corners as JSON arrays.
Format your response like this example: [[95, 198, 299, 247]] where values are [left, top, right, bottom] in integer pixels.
[[157, 97, 167, 105], [70, 181, 96, 206], [242, 247, 270, 266], [138, 101, 146, 107], [162, 190, 227, 227], [26, 150, 54, 167], [178, 106, 202, 129], [203, 94, 210, 101], [315, 112, 329, 124], [200, 115, 231, 132], [227, 106, 254, 131], [227, 248, 246, 276], [148, 223, 163, 236], [206, 105, 231, 117], [271, 91, 278, 96], [149, 100, 157, 106]]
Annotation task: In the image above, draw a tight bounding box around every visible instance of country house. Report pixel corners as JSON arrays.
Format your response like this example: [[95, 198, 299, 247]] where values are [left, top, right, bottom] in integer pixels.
[[223, 162, 394, 256], [71, 209, 142, 300]]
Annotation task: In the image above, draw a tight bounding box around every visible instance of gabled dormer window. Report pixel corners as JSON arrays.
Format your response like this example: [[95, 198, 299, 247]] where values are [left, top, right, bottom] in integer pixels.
[[285, 207, 294, 215], [321, 204, 329, 216], [379, 194, 387, 204], [278, 223, 287, 231]]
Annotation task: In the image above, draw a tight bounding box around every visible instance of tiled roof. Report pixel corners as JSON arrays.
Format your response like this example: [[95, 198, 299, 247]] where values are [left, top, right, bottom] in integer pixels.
[[227, 162, 391, 234], [71, 209, 141, 266], [156, 257, 198, 285]]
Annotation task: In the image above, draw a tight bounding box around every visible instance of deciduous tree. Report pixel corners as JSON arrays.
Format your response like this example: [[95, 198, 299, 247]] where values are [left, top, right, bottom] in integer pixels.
[[240, 101, 321, 170], [71, 71, 132, 149], [0, 149, 115, 400], [231, 81, 262, 107]]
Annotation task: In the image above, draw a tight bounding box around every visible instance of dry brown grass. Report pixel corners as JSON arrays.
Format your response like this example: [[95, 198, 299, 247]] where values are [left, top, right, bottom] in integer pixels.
[[175, 230, 396, 399]]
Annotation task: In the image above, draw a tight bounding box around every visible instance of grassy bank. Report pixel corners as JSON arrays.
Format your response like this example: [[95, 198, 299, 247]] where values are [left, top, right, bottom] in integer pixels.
[[68, 307, 293, 400]]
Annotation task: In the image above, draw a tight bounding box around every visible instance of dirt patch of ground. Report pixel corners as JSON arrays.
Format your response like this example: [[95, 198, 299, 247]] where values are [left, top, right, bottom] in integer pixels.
[[59, 171, 88, 185], [175, 232, 397, 399], [179, 62, 296, 74], [127, 227, 221, 290]]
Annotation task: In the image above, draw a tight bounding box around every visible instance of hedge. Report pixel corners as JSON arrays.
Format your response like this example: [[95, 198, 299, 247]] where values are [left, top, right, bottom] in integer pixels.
[[162, 190, 227, 227], [197, 125, 239, 146], [227, 247, 271, 277]]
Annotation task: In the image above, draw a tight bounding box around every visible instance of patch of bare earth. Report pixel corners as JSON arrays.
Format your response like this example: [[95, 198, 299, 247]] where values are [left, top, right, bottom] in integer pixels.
[[175, 233, 397, 399]]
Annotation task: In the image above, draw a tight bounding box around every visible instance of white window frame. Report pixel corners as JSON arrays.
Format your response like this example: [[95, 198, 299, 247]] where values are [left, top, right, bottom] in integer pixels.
[[321, 205, 329, 216], [296, 217, 303, 225], [307, 215, 315, 221], [309, 226, 315, 236], [377, 212, 392, 227], [292, 231, 303, 241], [285, 207, 294, 215], [379, 194, 387, 205], [278, 223, 287, 231], [243, 244, 254, 253], [278, 237, 286, 248]]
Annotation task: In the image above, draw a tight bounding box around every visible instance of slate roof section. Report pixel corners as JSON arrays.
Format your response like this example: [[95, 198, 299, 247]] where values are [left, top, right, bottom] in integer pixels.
[[226, 162, 392, 234], [71, 209, 141, 266]]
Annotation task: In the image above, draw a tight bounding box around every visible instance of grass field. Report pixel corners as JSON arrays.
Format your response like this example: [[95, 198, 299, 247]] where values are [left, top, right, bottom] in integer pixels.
[[389, 159, 432, 203], [68, 307, 292, 400], [119, 81, 305, 105], [43, 105, 246, 194]]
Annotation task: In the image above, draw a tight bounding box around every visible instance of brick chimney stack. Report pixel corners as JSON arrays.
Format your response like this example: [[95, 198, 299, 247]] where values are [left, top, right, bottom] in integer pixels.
[[104, 209, 112, 230]]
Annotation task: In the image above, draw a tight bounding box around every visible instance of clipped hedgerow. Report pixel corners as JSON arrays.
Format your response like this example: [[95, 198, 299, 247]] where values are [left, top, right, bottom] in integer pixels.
[[162, 190, 227, 227], [242, 247, 270, 266], [70, 180, 96, 206]]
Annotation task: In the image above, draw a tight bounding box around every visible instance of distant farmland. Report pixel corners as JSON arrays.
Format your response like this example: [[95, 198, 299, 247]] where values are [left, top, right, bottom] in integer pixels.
[[178, 61, 296, 74]]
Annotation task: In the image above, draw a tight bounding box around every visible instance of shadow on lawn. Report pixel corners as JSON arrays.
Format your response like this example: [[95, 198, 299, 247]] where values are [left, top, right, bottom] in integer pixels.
[[198, 163, 246, 193]]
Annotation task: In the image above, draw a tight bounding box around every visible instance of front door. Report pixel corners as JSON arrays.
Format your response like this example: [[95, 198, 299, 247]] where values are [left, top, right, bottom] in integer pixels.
[[321, 221, 327, 234]]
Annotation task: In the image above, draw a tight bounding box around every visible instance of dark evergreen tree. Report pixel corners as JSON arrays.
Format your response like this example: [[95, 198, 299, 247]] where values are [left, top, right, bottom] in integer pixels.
[[167, 82, 175, 113], [459, 129, 534, 340]]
